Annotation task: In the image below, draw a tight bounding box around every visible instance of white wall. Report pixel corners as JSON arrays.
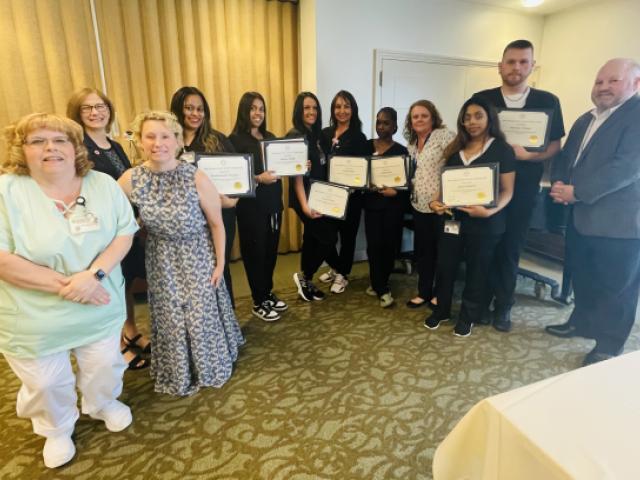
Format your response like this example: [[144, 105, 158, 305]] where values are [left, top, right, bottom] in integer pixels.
[[309, 0, 545, 134], [538, 0, 640, 128]]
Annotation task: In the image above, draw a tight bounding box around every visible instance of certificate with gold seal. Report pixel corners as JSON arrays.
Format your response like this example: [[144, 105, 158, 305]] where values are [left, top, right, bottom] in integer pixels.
[[441, 163, 499, 208], [369, 155, 408, 189], [196, 153, 255, 197], [328, 156, 369, 189], [497, 108, 552, 152], [261, 138, 308, 176], [307, 181, 350, 220]]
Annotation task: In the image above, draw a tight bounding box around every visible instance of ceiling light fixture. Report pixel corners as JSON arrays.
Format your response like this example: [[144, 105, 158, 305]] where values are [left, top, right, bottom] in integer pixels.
[[522, 0, 544, 7]]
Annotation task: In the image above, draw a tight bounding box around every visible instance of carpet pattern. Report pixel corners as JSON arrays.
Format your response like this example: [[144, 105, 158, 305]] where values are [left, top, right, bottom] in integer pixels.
[[1, 270, 638, 479]]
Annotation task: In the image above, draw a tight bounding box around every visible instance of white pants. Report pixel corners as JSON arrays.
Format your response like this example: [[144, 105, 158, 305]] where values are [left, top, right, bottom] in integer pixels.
[[4, 334, 127, 438]]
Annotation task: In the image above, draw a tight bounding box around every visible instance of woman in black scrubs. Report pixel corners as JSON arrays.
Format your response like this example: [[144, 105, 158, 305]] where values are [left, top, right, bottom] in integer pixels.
[[363, 107, 408, 308], [230, 92, 286, 322], [170, 86, 238, 307], [426, 97, 515, 337], [319, 90, 367, 294]]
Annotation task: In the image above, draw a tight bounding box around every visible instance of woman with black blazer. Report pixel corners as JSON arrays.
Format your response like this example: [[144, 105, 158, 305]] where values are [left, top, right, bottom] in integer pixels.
[[426, 97, 516, 337], [170, 86, 238, 307], [363, 107, 408, 308], [229, 92, 286, 322], [288, 92, 337, 302], [66, 87, 148, 370], [318, 90, 367, 294]]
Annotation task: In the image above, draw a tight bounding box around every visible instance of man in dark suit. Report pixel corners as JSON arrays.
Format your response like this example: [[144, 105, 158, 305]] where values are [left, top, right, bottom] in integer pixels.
[[547, 58, 640, 366], [473, 40, 565, 332]]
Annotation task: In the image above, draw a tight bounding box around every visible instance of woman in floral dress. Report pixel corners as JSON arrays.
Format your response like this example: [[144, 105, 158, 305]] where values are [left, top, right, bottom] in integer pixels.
[[118, 111, 244, 396]]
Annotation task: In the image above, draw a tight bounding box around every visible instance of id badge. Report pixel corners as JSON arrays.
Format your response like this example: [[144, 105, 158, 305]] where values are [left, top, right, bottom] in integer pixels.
[[69, 209, 100, 235], [444, 220, 461, 236]]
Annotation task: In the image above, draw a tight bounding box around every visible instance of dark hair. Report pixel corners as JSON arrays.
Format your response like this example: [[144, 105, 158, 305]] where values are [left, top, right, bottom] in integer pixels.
[[67, 87, 115, 133], [329, 90, 362, 132], [403, 99, 444, 144], [376, 107, 398, 135], [292, 91, 322, 137], [503, 39, 534, 57], [232, 91, 268, 136], [169, 86, 221, 152], [443, 97, 505, 159]]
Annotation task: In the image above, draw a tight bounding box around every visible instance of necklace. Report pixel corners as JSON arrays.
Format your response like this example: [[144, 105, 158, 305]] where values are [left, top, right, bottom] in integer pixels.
[[502, 86, 530, 102]]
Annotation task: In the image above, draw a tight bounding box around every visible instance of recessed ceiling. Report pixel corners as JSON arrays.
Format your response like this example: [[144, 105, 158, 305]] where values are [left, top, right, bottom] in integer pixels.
[[459, 0, 597, 15]]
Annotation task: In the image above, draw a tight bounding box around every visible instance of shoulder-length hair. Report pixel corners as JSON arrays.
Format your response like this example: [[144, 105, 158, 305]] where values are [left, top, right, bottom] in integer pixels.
[[232, 92, 268, 136], [66, 87, 116, 133], [443, 97, 505, 159], [329, 90, 362, 132], [292, 91, 322, 137], [2, 113, 92, 176], [169, 86, 221, 152], [403, 99, 444, 145], [129, 111, 184, 161]]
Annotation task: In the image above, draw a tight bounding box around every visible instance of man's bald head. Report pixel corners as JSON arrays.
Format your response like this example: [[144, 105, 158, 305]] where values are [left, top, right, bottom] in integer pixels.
[[591, 58, 640, 112]]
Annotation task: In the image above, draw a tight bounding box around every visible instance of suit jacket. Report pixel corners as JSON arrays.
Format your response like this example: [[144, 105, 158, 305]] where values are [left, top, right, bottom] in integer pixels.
[[551, 94, 640, 239], [84, 134, 131, 181]]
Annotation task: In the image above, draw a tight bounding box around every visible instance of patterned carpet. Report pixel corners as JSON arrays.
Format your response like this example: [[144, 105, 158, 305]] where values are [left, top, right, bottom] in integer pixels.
[[1, 265, 638, 479]]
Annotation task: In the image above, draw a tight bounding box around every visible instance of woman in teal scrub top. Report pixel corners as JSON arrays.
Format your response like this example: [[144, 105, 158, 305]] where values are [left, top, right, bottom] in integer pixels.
[[0, 113, 138, 469]]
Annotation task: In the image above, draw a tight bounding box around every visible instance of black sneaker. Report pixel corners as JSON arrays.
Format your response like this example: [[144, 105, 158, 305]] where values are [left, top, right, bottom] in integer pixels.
[[453, 321, 473, 337], [492, 309, 512, 332], [293, 272, 313, 301], [424, 314, 448, 330], [252, 301, 281, 322], [267, 292, 288, 312], [306, 281, 326, 301]]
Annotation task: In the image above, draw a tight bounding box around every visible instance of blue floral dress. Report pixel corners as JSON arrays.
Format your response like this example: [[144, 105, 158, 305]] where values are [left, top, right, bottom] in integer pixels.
[[130, 162, 244, 396]]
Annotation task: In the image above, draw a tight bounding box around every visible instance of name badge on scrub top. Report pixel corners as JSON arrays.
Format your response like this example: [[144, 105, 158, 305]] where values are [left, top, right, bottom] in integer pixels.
[[67, 196, 100, 235], [444, 220, 460, 236]]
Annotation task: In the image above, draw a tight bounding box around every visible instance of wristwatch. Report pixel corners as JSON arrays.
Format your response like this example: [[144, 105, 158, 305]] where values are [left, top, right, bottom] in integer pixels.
[[90, 267, 107, 282]]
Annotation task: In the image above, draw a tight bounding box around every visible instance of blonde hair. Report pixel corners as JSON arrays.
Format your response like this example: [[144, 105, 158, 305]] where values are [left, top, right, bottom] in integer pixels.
[[130, 111, 184, 162], [2, 113, 92, 176], [66, 87, 115, 133]]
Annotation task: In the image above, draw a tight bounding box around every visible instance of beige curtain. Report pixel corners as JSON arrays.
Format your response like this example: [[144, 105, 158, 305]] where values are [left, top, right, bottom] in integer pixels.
[[95, 0, 302, 254]]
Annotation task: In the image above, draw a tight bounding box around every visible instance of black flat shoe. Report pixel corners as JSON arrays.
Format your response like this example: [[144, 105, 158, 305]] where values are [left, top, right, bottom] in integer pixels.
[[493, 310, 512, 333], [123, 333, 151, 355], [582, 347, 623, 366], [545, 323, 583, 338], [406, 299, 427, 309]]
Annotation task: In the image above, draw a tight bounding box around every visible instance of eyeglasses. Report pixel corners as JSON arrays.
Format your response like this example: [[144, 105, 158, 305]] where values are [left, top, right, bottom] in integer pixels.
[[23, 136, 72, 148], [184, 105, 204, 114], [80, 103, 108, 114]]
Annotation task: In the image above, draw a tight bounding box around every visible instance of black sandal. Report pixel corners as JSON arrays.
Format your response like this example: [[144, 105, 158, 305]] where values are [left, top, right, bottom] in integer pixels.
[[121, 344, 149, 370], [123, 333, 151, 355]]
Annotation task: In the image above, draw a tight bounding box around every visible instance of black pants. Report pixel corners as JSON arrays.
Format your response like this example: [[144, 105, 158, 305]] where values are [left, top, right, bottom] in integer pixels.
[[365, 203, 405, 296], [222, 207, 236, 307], [326, 192, 363, 276], [412, 209, 442, 300], [490, 171, 541, 313], [566, 220, 640, 354], [435, 230, 501, 325], [295, 207, 339, 280], [236, 209, 282, 305]]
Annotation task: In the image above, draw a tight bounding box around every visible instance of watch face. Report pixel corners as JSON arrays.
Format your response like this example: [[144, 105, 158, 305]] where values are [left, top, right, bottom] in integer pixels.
[[95, 269, 106, 281]]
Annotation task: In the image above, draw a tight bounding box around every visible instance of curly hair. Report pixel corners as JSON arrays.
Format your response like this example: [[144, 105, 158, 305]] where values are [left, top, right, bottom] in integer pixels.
[[2, 113, 92, 176], [129, 111, 184, 162]]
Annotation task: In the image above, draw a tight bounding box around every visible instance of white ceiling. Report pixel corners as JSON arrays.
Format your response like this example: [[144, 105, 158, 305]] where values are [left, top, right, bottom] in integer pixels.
[[460, 0, 597, 15]]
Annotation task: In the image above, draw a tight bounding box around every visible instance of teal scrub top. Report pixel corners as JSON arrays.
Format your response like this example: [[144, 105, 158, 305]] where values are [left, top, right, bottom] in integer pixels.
[[0, 171, 139, 358]]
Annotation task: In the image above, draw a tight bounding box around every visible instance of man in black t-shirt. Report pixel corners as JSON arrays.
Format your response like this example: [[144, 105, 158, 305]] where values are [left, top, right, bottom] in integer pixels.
[[473, 39, 565, 332]]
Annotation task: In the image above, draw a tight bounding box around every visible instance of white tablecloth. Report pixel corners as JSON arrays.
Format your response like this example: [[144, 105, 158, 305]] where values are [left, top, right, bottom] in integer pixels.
[[433, 350, 640, 479]]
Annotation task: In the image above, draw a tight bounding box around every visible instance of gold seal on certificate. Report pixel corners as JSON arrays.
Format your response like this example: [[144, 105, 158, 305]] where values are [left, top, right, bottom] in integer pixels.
[[498, 108, 552, 152], [328, 156, 369, 188], [308, 181, 350, 219], [369, 155, 408, 188], [261, 138, 308, 176], [196, 153, 256, 197], [441, 163, 499, 208]]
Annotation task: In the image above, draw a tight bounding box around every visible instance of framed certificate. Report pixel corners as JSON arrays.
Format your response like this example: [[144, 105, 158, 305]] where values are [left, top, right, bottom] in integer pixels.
[[196, 153, 256, 197], [261, 138, 308, 176], [498, 108, 552, 152], [308, 180, 350, 220], [328, 156, 369, 189], [441, 163, 499, 208], [369, 155, 409, 189]]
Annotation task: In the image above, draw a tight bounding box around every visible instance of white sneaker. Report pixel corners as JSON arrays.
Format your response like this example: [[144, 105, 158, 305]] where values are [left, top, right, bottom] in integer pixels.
[[318, 269, 336, 284], [380, 292, 395, 308], [330, 274, 348, 294], [90, 400, 132, 432], [43, 435, 75, 468], [365, 286, 377, 297]]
